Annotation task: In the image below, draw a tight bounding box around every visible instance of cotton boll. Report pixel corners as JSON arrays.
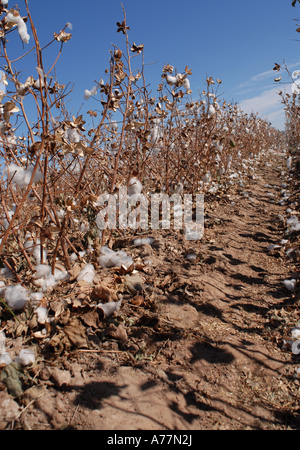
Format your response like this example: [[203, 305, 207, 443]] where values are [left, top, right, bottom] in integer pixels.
[[98, 246, 133, 269], [203, 172, 211, 183], [15, 348, 35, 366], [76, 263, 95, 284], [183, 77, 190, 90], [0, 331, 12, 365], [70, 250, 86, 262], [283, 279, 296, 291], [29, 291, 44, 304], [0, 331, 6, 354], [84, 89, 92, 100], [128, 177, 143, 196], [34, 264, 52, 279], [207, 104, 216, 118], [1, 0, 8, 6], [35, 306, 48, 324], [0, 265, 13, 279], [133, 237, 154, 246], [7, 163, 42, 189], [84, 85, 98, 100], [4, 284, 29, 310], [54, 268, 69, 282], [291, 327, 300, 340], [6, 12, 30, 44], [35, 274, 57, 292], [0, 280, 5, 296], [17, 21, 30, 44], [65, 127, 80, 144], [166, 75, 177, 85]]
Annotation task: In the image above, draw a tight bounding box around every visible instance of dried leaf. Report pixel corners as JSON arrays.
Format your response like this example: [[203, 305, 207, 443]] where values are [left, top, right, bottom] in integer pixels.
[[54, 30, 72, 42], [131, 295, 144, 306], [185, 65, 192, 75], [106, 323, 128, 341], [64, 318, 88, 348], [81, 308, 100, 328], [87, 110, 97, 117], [131, 42, 144, 54], [116, 20, 130, 34], [91, 283, 117, 303]]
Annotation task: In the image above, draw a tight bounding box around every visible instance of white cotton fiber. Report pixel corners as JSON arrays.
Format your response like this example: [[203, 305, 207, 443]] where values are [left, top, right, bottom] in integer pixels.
[[24, 239, 47, 264], [284, 279, 296, 291], [4, 284, 29, 310], [1, 0, 8, 6], [76, 263, 95, 284], [0, 351, 12, 365], [84, 85, 98, 100], [287, 216, 300, 232], [54, 268, 69, 282], [183, 77, 190, 90], [35, 306, 48, 324], [70, 250, 86, 262], [34, 264, 52, 279], [0, 331, 6, 353], [0, 280, 6, 296], [15, 348, 35, 366], [6, 11, 30, 43], [207, 104, 216, 118], [33, 265, 68, 292], [133, 237, 154, 246], [0, 331, 12, 366], [17, 21, 30, 44], [7, 163, 42, 189], [65, 127, 80, 143], [166, 75, 177, 85], [128, 177, 143, 196], [98, 246, 133, 269], [291, 327, 300, 340], [35, 274, 57, 292], [29, 292, 44, 303]]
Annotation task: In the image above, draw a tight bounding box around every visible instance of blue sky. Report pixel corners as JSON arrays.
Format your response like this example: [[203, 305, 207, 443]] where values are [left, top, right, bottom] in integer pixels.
[[4, 0, 300, 130]]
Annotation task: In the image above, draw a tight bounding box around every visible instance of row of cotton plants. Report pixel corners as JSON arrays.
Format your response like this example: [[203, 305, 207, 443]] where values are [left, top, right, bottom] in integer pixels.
[[0, 1, 285, 370]]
